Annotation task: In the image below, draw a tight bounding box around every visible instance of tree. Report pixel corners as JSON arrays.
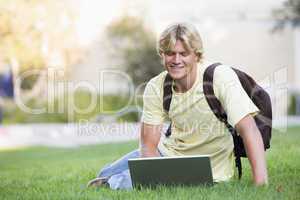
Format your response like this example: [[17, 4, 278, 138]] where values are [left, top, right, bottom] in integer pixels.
[[0, 0, 83, 92], [105, 16, 163, 87], [273, 0, 300, 31]]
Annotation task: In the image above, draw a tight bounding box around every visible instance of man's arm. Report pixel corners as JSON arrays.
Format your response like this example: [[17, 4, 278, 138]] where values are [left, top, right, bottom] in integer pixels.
[[235, 114, 268, 186], [140, 122, 162, 157]]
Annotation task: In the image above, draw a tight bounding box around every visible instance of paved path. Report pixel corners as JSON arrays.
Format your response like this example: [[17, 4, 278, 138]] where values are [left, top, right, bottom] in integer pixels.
[[0, 123, 143, 149]]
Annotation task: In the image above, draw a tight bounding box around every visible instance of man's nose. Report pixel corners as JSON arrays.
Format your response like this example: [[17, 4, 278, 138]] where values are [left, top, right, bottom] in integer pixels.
[[173, 53, 181, 64]]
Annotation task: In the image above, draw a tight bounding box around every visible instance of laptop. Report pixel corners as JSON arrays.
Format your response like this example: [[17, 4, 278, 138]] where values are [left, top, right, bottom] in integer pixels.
[[128, 155, 213, 189]]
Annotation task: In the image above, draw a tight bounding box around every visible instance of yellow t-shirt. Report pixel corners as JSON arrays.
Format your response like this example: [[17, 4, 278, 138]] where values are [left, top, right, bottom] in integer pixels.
[[141, 60, 259, 182]]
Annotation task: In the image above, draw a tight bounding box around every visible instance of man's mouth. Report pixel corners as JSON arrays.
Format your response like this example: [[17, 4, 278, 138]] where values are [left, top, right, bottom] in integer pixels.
[[169, 65, 184, 69]]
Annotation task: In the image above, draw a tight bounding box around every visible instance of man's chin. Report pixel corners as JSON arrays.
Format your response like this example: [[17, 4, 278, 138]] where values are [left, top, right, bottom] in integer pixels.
[[168, 73, 184, 80]]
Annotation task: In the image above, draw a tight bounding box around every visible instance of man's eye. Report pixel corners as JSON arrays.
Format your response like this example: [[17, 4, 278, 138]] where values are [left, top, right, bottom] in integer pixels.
[[165, 51, 174, 56], [181, 52, 189, 57]]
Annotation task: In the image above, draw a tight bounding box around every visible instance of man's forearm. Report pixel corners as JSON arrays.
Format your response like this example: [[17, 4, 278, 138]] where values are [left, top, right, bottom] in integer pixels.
[[140, 143, 160, 157], [236, 115, 268, 186], [244, 128, 268, 185], [139, 123, 162, 157]]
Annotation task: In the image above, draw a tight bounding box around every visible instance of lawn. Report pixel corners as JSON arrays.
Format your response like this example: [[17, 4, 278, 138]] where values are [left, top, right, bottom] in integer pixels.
[[0, 127, 299, 200]]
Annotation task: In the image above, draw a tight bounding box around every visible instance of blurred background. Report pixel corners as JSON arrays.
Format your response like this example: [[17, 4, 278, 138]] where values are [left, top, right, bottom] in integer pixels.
[[0, 0, 300, 149]]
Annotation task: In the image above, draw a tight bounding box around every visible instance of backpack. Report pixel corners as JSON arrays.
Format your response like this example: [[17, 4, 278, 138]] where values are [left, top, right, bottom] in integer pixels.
[[163, 62, 272, 179]]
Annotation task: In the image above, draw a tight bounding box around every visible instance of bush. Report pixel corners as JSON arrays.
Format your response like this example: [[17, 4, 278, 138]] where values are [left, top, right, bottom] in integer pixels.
[[288, 93, 300, 115], [2, 91, 141, 124]]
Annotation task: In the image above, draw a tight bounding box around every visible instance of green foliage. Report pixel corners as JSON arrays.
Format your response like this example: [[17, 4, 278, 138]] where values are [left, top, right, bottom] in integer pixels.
[[0, 1, 45, 70], [0, 0, 83, 89], [2, 92, 140, 124], [0, 127, 300, 199], [106, 16, 163, 86], [288, 93, 300, 115], [273, 0, 300, 31], [19, 72, 40, 90]]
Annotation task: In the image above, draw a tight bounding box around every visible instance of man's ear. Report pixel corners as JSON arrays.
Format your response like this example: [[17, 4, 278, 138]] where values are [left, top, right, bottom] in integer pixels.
[[196, 52, 202, 62], [160, 57, 165, 65], [160, 53, 165, 65]]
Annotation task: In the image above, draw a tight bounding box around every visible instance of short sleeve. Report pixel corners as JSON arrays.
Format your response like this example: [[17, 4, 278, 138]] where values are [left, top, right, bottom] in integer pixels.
[[141, 79, 167, 125], [214, 65, 259, 127]]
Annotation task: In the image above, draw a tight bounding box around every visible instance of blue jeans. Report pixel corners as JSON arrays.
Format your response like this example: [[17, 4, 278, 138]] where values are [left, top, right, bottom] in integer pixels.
[[97, 149, 163, 190]]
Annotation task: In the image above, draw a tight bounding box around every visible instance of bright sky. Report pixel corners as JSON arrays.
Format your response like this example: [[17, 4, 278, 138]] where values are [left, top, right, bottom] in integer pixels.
[[73, 0, 287, 46], [73, 0, 123, 45]]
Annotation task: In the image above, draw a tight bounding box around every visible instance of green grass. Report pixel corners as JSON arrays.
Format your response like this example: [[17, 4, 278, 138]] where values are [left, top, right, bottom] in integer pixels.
[[0, 127, 299, 200]]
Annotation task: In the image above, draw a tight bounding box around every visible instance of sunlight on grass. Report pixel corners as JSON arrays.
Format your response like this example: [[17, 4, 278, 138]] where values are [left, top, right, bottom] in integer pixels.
[[0, 127, 299, 200]]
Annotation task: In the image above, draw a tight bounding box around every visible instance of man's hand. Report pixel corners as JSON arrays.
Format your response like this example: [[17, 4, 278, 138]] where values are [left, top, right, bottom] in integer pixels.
[[235, 114, 268, 186], [140, 123, 162, 157]]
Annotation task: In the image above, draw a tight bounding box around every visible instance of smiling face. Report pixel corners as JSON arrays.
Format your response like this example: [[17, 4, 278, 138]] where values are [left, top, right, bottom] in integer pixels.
[[162, 40, 199, 82]]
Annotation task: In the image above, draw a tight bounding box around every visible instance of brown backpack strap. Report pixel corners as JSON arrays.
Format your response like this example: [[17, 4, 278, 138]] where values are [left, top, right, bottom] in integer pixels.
[[163, 73, 173, 137], [203, 62, 243, 179], [163, 73, 173, 113], [203, 63, 230, 127]]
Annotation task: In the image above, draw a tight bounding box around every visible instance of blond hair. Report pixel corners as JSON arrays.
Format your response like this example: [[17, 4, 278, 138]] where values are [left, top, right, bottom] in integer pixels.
[[157, 22, 204, 62]]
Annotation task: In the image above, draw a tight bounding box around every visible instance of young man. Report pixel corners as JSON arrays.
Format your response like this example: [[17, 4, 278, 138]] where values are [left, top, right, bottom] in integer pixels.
[[87, 23, 268, 189]]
